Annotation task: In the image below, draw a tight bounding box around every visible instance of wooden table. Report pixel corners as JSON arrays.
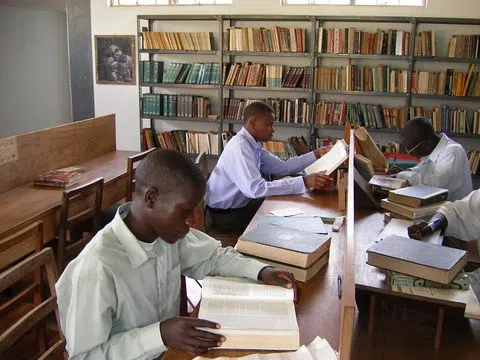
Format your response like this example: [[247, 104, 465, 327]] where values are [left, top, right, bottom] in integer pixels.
[[163, 192, 346, 360], [0, 150, 137, 242]]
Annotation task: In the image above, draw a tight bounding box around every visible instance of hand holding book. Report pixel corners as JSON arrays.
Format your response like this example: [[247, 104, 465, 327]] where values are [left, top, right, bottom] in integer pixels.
[[303, 172, 333, 191], [258, 266, 299, 304], [408, 213, 448, 240]]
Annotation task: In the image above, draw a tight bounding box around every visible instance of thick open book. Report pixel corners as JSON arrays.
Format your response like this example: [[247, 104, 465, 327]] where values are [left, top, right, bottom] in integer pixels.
[[305, 139, 348, 176], [198, 276, 299, 350]]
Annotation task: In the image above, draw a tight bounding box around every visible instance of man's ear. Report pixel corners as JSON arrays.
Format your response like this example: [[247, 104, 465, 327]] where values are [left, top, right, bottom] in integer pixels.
[[144, 186, 159, 209]]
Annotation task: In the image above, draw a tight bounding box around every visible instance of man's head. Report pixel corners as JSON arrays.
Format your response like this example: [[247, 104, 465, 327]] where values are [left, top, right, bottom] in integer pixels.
[[243, 101, 275, 142], [400, 116, 439, 158], [133, 149, 205, 243]]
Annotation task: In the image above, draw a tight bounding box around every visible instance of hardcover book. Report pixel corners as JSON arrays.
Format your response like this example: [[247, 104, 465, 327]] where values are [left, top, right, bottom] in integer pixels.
[[388, 185, 448, 208], [33, 166, 85, 188]]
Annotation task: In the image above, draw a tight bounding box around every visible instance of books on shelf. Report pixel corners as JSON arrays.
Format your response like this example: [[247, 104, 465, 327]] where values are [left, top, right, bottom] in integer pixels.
[[367, 235, 467, 284], [385, 269, 469, 290], [317, 27, 410, 56], [380, 198, 445, 220], [447, 34, 480, 59], [141, 94, 211, 118], [414, 30, 436, 57], [262, 136, 308, 159], [314, 65, 408, 93], [197, 276, 299, 350], [162, 62, 221, 85], [143, 129, 220, 155], [33, 166, 85, 188], [388, 185, 448, 208], [225, 26, 307, 52], [140, 61, 164, 83], [142, 31, 213, 51], [305, 139, 348, 176], [468, 149, 480, 175], [408, 106, 480, 134]]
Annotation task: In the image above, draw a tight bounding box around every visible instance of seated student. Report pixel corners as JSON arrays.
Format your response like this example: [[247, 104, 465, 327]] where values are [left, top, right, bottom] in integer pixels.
[[395, 116, 472, 201], [56, 149, 296, 359], [205, 101, 333, 232]]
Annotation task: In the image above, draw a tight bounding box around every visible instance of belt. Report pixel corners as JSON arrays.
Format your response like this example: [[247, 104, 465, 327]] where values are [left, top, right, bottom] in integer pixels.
[[207, 205, 243, 214]]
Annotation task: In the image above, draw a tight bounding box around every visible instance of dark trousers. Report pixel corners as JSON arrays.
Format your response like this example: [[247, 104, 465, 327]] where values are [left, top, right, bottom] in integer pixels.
[[207, 199, 264, 233]]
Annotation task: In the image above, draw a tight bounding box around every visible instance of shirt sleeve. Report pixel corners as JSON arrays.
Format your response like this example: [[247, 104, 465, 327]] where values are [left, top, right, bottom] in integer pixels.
[[227, 143, 307, 199], [437, 190, 480, 242], [56, 257, 166, 360], [260, 149, 316, 176], [179, 229, 267, 281]]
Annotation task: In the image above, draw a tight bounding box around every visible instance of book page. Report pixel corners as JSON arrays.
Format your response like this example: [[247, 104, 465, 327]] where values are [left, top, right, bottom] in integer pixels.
[[379, 218, 443, 245], [193, 345, 313, 360], [198, 297, 298, 331], [202, 276, 294, 301], [305, 140, 348, 176], [306, 337, 339, 360]]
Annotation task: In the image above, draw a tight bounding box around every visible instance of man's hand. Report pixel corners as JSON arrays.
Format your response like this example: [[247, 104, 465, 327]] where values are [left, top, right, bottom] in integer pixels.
[[160, 317, 225, 354], [303, 172, 332, 190], [387, 166, 402, 175], [314, 145, 333, 159], [407, 220, 432, 240], [258, 266, 298, 303]]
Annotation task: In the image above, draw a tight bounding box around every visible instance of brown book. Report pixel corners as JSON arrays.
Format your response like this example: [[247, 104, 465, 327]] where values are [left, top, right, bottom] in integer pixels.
[[367, 235, 467, 284], [388, 185, 448, 208], [381, 198, 445, 220], [34, 166, 85, 188]]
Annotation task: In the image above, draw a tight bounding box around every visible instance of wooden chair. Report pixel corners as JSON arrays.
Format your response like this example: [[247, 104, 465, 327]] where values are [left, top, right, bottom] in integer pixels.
[[0, 248, 65, 360], [57, 178, 104, 273], [126, 148, 157, 202]]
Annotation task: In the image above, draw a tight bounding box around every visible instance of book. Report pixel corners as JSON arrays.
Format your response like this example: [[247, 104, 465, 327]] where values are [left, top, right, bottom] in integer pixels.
[[197, 276, 299, 350], [369, 175, 408, 191], [354, 154, 374, 181], [237, 223, 331, 268], [305, 139, 348, 176], [385, 270, 469, 290], [388, 185, 448, 208], [258, 215, 328, 234], [380, 198, 445, 220], [33, 166, 85, 188], [367, 235, 467, 284]]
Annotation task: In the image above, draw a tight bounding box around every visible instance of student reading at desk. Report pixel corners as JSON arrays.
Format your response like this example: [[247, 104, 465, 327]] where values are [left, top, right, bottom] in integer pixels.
[[55, 149, 297, 359], [393, 116, 472, 201], [205, 101, 332, 232]]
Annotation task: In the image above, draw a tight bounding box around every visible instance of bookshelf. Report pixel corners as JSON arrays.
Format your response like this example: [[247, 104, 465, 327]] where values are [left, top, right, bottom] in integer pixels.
[[137, 15, 480, 168]]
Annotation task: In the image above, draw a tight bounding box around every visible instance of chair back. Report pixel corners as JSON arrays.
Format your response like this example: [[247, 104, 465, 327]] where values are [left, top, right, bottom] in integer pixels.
[[57, 178, 104, 272], [0, 248, 65, 360], [126, 148, 157, 202]]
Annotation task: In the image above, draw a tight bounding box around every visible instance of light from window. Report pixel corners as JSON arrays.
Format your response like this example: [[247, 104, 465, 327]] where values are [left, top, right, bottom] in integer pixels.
[[110, 0, 231, 5], [282, 0, 425, 5]]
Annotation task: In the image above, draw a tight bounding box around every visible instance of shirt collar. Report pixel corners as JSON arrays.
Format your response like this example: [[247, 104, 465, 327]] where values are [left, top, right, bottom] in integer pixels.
[[111, 202, 151, 269], [424, 133, 449, 162], [238, 127, 262, 152]]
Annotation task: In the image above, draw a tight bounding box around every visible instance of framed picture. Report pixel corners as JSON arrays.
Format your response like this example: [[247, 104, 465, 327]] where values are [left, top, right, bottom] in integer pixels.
[[95, 35, 136, 85]]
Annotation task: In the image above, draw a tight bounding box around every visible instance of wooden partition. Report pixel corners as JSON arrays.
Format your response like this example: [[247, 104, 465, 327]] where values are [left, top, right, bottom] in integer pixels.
[[0, 114, 116, 194], [339, 129, 356, 360]]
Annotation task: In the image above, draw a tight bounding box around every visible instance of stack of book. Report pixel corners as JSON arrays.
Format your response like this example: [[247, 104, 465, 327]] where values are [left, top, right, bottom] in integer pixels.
[[141, 31, 214, 51], [380, 185, 448, 220], [237, 217, 331, 282], [34, 166, 85, 188]]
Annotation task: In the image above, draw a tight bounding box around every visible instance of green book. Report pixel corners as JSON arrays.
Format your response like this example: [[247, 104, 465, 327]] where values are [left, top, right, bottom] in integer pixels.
[[143, 61, 151, 83], [385, 270, 469, 290]]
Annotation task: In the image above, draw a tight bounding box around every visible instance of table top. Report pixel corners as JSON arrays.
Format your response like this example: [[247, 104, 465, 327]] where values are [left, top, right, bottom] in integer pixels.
[[0, 150, 137, 236], [163, 191, 346, 360]]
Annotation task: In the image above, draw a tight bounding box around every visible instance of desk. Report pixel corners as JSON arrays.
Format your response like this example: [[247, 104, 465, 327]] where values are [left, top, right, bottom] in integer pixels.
[[163, 192, 345, 360], [0, 150, 137, 242]]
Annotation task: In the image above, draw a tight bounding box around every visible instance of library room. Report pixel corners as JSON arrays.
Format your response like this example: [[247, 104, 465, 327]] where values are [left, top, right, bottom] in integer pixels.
[[0, 0, 479, 359]]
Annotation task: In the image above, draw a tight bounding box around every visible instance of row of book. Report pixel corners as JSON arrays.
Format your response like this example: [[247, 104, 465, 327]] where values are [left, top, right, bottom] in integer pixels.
[[141, 94, 211, 118], [469, 150, 480, 175], [314, 65, 408, 93], [162, 63, 221, 84], [224, 63, 309, 88], [225, 26, 307, 52], [141, 31, 214, 51], [447, 34, 480, 59], [263, 136, 309, 160], [223, 98, 312, 124], [317, 28, 410, 56], [140, 61, 164, 83], [415, 106, 480, 134], [411, 65, 480, 97], [143, 129, 220, 155], [413, 30, 436, 57]]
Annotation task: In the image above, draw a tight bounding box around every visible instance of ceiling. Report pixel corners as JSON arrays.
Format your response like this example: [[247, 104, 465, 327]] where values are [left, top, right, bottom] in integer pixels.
[[0, 0, 66, 12]]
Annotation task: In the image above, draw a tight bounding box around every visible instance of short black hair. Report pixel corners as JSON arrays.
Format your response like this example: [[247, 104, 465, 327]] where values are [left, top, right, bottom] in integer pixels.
[[243, 101, 274, 124], [135, 149, 205, 195], [400, 116, 436, 144]]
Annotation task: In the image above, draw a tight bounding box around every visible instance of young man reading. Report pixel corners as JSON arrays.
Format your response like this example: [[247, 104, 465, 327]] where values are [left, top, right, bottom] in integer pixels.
[[56, 149, 297, 359], [395, 116, 472, 201], [205, 101, 333, 232]]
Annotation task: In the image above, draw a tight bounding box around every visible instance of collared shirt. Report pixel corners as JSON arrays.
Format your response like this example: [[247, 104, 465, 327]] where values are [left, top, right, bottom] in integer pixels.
[[55, 203, 267, 360], [438, 189, 480, 252], [396, 133, 472, 201], [206, 127, 317, 209]]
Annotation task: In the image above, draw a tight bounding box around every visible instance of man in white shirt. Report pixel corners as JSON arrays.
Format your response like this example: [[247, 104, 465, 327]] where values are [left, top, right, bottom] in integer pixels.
[[395, 116, 472, 201], [56, 149, 297, 359], [205, 101, 332, 232]]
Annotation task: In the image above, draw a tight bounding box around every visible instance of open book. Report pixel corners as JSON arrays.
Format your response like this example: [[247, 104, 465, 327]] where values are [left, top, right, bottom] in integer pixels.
[[305, 139, 348, 176], [198, 276, 299, 350]]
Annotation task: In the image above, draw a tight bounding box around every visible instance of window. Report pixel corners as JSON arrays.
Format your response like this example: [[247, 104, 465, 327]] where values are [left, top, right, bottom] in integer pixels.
[[282, 0, 425, 5], [110, 0, 231, 5]]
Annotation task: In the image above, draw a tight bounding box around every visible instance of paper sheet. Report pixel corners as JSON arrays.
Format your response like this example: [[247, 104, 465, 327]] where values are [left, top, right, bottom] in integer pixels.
[[268, 208, 305, 217]]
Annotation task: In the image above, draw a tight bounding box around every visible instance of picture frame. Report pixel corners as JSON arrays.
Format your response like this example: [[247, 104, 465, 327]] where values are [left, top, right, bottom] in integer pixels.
[[95, 35, 136, 85]]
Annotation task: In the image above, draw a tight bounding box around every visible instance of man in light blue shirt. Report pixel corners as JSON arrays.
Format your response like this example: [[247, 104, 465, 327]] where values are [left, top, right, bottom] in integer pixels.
[[205, 101, 332, 232]]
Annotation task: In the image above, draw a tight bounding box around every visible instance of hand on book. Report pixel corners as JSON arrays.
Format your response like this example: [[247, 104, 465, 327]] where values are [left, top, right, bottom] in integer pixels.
[[303, 172, 332, 191], [160, 317, 225, 354], [314, 145, 333, 159], [407, 220, 433, 240], [258, 266, 298, 304]]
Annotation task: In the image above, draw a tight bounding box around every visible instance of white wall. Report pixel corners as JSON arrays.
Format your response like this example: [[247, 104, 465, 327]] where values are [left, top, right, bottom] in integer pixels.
[[0, 6, 71, 138], [91, 0, 480, 150]]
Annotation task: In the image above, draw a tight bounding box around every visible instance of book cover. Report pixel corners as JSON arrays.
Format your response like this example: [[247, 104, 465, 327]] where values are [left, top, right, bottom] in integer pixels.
[[380, 198, 444, 220], [388, 184, 448, 208], [258, 215, 328, 235]]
